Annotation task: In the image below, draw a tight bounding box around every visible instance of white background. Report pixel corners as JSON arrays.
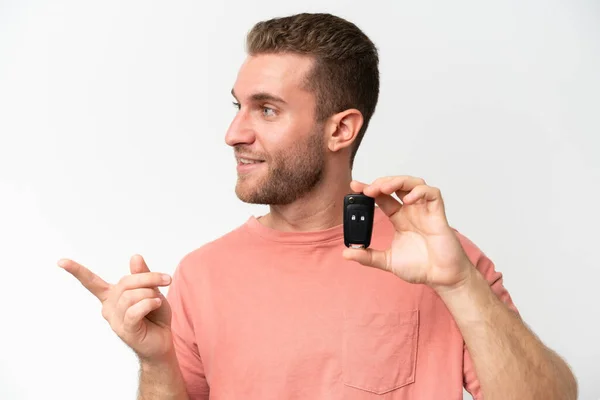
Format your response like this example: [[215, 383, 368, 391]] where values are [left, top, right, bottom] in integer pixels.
[[1, 0, 599, 399]]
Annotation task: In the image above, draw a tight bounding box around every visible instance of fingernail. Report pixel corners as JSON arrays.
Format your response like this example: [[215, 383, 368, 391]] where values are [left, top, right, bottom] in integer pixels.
[[162, 274, 171, 283]]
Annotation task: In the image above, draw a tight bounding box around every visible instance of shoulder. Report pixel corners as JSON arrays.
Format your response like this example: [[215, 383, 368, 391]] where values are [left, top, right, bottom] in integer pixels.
[[173, 221, 251, 279]]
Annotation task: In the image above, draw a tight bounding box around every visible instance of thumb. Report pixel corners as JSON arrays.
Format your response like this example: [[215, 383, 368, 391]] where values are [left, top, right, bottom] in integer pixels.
[[342, 247, 390, 272], [130, 254, 151, 274]]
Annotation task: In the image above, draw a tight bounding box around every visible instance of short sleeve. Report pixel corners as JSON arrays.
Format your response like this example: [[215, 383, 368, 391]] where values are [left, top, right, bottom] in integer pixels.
[[453, 231, 521, 400], [167, 261, 210, 399]]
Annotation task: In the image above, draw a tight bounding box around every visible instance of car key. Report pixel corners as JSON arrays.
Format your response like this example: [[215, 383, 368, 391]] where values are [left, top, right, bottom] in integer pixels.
[[343, 193, 375, 249]]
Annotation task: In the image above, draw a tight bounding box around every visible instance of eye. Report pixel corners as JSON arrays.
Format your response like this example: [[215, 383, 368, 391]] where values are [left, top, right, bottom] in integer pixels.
[[232, 101, 241, 110], [262, 107, 276, 117]]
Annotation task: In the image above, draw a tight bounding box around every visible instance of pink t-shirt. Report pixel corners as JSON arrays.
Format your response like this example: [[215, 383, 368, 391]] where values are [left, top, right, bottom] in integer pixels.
[[167, 207, 519, 399]]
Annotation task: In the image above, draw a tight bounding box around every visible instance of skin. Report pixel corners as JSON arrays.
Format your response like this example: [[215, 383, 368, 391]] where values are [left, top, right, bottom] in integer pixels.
[[228, 55, 326, 207], [59, 52, 577, 400], [226, 53, 363, 232]]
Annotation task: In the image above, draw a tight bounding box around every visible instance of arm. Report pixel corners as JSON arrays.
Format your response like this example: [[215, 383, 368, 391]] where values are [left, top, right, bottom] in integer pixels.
[[344, 176, 578, 400], [58, 256, 197, 400], [436, 262, 578, 400], [138, 349, 190, 400]]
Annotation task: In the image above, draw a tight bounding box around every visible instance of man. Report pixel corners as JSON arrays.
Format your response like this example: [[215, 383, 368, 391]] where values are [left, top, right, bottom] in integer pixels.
[[59, 12, 577, 400]]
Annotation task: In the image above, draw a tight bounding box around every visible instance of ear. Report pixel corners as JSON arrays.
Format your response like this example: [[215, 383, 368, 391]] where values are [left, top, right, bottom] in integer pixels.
[[326, 109, 364, 153]]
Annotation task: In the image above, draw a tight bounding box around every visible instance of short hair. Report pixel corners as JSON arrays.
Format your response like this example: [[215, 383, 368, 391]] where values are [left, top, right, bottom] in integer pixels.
[[246, 13, 380, 168]]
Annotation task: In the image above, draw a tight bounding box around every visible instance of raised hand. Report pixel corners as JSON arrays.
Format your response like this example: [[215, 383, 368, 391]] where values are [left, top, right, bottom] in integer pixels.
[[343, 176, 475, 292], [58, 254, 174, 361]]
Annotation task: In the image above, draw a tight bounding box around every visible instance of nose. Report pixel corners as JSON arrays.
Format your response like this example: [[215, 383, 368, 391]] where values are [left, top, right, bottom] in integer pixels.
[[225, 110, 256, 147]]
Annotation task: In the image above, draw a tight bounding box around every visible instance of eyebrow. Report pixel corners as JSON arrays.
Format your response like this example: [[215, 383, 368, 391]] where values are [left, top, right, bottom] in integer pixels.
[[231, 89, 287, 105]]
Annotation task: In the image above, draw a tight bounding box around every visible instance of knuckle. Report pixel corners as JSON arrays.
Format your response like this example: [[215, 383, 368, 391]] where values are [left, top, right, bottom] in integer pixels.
[[139, 272, 156, 285], [122, 309, 134, 326], [372, 177, 387, 186], [150, 272, 162, 281], [117, 275, 129, 287], [107, 283, 115, 292], [120, 290, 134, 306]]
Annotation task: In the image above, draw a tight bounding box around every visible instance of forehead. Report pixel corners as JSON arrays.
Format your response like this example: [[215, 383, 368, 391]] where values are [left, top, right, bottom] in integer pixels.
[[233, 53, 315, 101]]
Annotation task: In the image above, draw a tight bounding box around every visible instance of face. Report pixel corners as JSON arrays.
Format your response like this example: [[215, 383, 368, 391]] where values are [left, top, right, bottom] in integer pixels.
[[225, 53, 326, 205]]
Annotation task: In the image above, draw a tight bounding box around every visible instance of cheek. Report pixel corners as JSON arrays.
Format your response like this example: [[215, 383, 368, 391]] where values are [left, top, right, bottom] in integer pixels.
[[260, 130, 298, 159], [258, 112, 315, 157]]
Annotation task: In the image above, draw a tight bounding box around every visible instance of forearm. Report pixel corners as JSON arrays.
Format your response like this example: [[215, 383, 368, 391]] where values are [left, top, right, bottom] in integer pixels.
[[436, 265, 577, 400], [138, 349, 190, 400]]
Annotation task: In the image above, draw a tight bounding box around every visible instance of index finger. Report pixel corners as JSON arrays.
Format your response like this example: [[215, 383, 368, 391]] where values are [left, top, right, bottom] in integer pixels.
[[58, 259, 110, 302], [351, 179, 402, 217], [365, 176, 426, 198], [349, 180, 368, 193]]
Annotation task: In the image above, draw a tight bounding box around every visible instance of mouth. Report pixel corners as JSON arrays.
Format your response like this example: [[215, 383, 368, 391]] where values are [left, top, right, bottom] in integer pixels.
[[237, 157, 265, 165], [236, 156, 266, 173]]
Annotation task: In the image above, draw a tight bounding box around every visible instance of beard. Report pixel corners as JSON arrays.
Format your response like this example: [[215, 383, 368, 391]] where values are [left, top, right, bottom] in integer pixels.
[[234, 128, 326, 205]]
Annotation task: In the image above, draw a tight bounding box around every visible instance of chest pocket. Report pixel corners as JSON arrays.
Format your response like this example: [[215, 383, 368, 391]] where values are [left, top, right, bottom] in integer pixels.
[[342, 309, 420, 394]]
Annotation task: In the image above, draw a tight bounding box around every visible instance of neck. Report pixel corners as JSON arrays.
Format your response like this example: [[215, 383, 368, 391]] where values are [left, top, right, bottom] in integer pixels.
[[259, 169, 353, 232]]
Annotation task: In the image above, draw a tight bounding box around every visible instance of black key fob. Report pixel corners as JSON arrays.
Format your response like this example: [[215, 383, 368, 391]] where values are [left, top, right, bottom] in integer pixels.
[[343, 193, 375, 248]]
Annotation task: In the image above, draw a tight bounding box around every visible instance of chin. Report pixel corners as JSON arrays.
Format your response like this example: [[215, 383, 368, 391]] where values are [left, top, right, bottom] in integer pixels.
[[235, 180, 265, 204], [234, 182, 297, 205]]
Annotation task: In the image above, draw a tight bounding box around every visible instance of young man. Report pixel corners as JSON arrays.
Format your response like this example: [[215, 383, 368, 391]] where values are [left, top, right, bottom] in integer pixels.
[[59, 13, 577, 400]]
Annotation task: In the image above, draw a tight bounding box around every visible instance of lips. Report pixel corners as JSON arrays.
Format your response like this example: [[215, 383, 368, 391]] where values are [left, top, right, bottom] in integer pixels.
[[235, 153, 265, 163], [238, 158, 264, 165], [235, 155, 266, 173]]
